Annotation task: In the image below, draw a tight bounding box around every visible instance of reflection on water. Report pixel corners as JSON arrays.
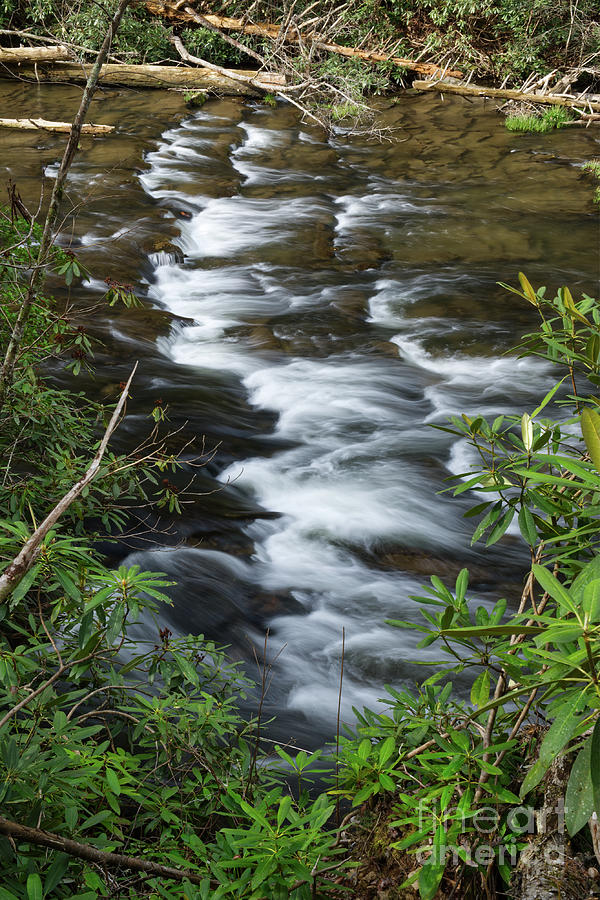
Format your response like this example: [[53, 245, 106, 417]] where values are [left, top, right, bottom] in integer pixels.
[[1, 80, 599, 746]]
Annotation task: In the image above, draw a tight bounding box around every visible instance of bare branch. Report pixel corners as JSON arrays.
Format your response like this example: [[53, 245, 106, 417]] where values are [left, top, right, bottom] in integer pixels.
[[0, 365, 138, 604], [0, 816, 204, 885]]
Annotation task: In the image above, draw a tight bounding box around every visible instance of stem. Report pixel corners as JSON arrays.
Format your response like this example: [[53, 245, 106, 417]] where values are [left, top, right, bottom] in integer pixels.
[[335, 626, 345, 826]]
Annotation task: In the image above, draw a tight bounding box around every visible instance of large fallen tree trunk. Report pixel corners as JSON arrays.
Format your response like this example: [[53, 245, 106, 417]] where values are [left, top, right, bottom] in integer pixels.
[[142, 1, 463, 80], [413, 78, 600, 113], [0, 61, 271, 94], [0, 45, 71, 63], [0, 117, 113, 134]]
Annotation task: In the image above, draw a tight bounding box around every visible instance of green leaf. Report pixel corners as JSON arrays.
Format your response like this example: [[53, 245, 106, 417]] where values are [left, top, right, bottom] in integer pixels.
[[358, 739, 371, 761], [532, 564, 576, 613], [11, 563, 42, 603], [582, 408, 600, 473], [572, 557, 600, 606], [535, 624, 584, 645], [583, 581, 600, 623], [441, 624, 542, 638], [531, 377, 567, 418], [106, 768, 121, 796], [455, 568, 468, 603], [471, 501, 502, 545], [276, 795, 292, 827], [379, 772, 396, 791], [174, 653, 199, 686], [379, 736, 395, 766], [470, 669, 490, 708], [565, 737, 594, 836], [486, 507, 515, 546], [418, 861, 445, 900], [26, 874, 43, 900], [518, 505, 538, 547], [55, 568, 81, 601]]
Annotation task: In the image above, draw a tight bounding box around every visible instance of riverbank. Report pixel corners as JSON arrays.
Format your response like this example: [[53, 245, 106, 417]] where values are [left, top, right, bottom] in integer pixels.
[[1, 0, 598, 130]]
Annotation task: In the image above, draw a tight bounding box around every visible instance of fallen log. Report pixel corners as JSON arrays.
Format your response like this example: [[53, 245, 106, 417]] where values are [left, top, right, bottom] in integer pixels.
[[142, 1, 463, 80], [413, 79, 600, 113], [0, 45, 71, 63], [0, 61, 271, 94], [0, 117, 113, 134]]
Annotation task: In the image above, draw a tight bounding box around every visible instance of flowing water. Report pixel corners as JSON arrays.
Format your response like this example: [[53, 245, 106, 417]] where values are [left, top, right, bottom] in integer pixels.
[[1, 81, 599, 747]]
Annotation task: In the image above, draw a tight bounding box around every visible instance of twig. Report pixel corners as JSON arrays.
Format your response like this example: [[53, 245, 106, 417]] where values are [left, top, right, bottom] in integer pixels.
[[335, 626, 345, 826]]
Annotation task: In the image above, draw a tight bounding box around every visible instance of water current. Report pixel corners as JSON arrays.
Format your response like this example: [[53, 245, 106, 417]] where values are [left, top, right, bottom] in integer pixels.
[[1, 82, 599, 748]]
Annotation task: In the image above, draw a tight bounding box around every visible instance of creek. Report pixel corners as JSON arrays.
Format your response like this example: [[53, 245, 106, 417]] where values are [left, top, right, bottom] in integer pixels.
[[1, 80, 598, 749]]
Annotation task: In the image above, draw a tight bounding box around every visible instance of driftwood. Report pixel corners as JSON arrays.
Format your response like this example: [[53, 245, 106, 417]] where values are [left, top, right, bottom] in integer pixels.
[[143, 1, 463, 80], [413, 78, 600, 113], [0, 45, 71, 63], [0, 117, 113, 134], [0, 61, 271, 94]]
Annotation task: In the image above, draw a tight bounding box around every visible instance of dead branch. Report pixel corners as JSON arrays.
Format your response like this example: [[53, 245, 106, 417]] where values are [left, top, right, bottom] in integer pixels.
[[169, 33, 266, 93], [0, 365, 137, 604], [0, 816, 204, 886]]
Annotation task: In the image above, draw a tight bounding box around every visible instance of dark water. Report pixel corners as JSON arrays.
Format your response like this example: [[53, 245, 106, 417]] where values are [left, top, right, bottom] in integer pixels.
[[1, 80, 599, 747]]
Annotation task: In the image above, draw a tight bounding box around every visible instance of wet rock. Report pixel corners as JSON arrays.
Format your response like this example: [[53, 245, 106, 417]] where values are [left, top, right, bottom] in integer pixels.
[[371, 340, 400, 358], [247, 325, 284, 352], [334, 230, 391, 270], [330, 288, 369, 320], [141, 236, 184, 265], [311, 218, 335, 261], [187, 530, 256, 558]]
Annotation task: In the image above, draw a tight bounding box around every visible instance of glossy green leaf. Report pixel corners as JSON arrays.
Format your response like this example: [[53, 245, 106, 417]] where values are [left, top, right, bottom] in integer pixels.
[[441, 624, 542, 638], [518, 504, 537, 546], [486, 507, 515, 546], [531, 377, 567, 418], [581, 407, 600, 473], [565, 737, 594, 836], [26, 874, 42, 900], [583, 581, 600, 623], [106, 768, 121, 796], [470, 669, 490, 708], [418, 861, 445, 900], [532, 564, 576, 613]]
